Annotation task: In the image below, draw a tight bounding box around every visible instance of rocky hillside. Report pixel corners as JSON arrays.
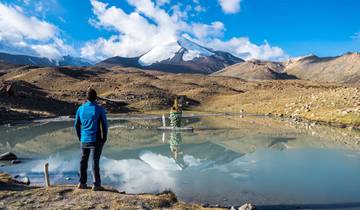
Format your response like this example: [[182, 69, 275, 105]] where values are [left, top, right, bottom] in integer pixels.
[[0, 65, 248, 122], [285, 52, 360, 83], [213, 52, 360, 83], [1, 64, 360, 129], [212, 60, 296, 80], [0, 61, 19, 76]]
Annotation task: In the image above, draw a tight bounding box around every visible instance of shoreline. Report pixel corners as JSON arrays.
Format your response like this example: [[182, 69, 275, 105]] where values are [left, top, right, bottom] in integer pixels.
[[0, 172, 242, 209], [2, 110, 359, 131]]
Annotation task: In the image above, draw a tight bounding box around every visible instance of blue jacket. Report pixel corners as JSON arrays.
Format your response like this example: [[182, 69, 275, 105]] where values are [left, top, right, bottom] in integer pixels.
[[74, 101, 108, 143]]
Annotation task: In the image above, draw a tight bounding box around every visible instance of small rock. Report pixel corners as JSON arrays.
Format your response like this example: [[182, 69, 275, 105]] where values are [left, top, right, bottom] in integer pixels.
[[202, 203, 210, 208], [21, 177, 30, 185], [11, 160, 21, 164], [0, 152, 17, 161], [66, 177, 72, 181], [341, 111, 348, 115], [239, 203, 256, 210]]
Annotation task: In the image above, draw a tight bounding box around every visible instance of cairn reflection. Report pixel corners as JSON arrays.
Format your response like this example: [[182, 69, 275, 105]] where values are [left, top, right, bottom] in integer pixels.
[[163, 131, 187, 169]]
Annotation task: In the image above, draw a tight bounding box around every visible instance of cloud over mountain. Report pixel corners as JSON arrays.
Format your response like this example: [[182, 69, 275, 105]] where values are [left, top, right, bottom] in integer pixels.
[[81, 0, 287, 62], [0, 2, 72, 60], [206, 38, 288, 61]]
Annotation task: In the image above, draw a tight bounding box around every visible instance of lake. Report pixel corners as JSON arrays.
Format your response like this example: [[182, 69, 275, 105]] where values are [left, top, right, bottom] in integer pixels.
[[1, 114, 360, 209]]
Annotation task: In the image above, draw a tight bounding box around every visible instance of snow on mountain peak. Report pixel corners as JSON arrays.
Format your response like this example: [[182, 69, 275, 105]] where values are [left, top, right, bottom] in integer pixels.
[[138, 37, 215, 66], [138, 41, 181, 66], [178, 38, 214, 61]]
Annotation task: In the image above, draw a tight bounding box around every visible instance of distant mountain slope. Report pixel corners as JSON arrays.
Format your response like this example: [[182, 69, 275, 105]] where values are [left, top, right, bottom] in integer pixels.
[[285, 53, 360, 83], [59, 55, 94, 67], [96, 37, 243, 74], [0, 61, 19, 76], [96, 56, 141, 68], [213, 60, 296, 80], [0, 52, 93, 67], [0, 61, 18, 70]]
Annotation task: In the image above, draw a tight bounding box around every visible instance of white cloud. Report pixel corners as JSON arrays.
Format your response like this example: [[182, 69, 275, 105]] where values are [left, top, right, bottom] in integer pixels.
[[352, 32, 360, 39], [82, 0, 182, 60], [0, 3, 56, 41], [156, 0, 171, 6], [206, 37, 288, 61], [0, 2, 72, 59], [22, 0, 31, 6], [194, 5, 205, 13], [219, 0, 241, 14], [34, 2, 44, 12], [82, 0, 287, 62], [190, 21, 225, 40]]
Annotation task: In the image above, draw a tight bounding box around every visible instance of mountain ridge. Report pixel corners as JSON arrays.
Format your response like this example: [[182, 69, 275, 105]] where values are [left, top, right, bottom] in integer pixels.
[[0, 52, 93, 67], [215, 52, 360, 83], [96, 37, 244, 74], [1, 46, 360, 83]]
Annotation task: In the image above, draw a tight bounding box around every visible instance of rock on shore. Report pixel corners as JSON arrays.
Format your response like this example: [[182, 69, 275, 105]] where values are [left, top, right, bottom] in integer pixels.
[[0, 152, 17, 161]]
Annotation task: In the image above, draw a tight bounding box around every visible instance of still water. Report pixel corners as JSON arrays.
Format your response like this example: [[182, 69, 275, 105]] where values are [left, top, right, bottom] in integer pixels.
[[1, 115, 360, 209]]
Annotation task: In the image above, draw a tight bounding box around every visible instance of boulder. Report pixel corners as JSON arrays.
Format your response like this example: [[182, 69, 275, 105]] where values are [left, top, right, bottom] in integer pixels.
[[0, 152, 17, 161], [21, 177, 30, 185], [239, 203, 256, 210], [11, 160, 21, 164]]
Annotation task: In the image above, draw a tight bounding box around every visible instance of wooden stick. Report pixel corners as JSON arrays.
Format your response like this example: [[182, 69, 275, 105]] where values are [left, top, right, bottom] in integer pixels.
[[44, 162, 50, 187], [162, 132, 166, 143], [162, 114, 166, 127]]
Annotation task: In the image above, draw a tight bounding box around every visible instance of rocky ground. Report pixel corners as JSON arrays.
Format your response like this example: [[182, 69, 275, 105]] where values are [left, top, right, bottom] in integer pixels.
[[0, 66, 359, 129], [199, 80, 360, 129], [0, 173, 228, 210]]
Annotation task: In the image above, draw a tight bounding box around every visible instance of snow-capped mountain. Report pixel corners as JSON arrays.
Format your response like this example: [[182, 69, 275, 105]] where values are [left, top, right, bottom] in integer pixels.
[[0, 52, 93, 67], [96, 37, 243, 74]]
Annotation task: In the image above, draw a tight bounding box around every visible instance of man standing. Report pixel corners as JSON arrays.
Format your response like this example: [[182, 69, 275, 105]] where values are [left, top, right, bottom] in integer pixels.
[[74, 88, 108, 191]]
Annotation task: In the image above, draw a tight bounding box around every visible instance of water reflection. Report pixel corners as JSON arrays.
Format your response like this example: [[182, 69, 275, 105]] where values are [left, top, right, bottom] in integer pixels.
[[168, 132, 186, 169], [2, 115, 360, 206]]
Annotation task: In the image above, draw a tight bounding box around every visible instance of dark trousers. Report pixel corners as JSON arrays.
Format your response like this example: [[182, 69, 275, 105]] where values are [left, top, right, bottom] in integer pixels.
[[79, 142, 103, 186]]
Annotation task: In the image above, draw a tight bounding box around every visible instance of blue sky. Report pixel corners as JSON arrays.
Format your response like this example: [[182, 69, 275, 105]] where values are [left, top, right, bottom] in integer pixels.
[[0, 0, 359, 61]]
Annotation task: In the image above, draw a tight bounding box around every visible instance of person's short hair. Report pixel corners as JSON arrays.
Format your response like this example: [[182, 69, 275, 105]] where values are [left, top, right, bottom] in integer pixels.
[[87, 88, 97, 102]]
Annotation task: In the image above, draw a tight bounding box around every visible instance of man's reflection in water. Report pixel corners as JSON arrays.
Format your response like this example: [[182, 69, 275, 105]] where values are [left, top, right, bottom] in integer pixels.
[[168, 132, 187, 169]]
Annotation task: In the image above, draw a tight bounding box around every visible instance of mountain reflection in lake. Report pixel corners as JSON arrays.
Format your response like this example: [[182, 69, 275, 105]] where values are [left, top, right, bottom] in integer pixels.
[[1, 115, 360, 207]]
